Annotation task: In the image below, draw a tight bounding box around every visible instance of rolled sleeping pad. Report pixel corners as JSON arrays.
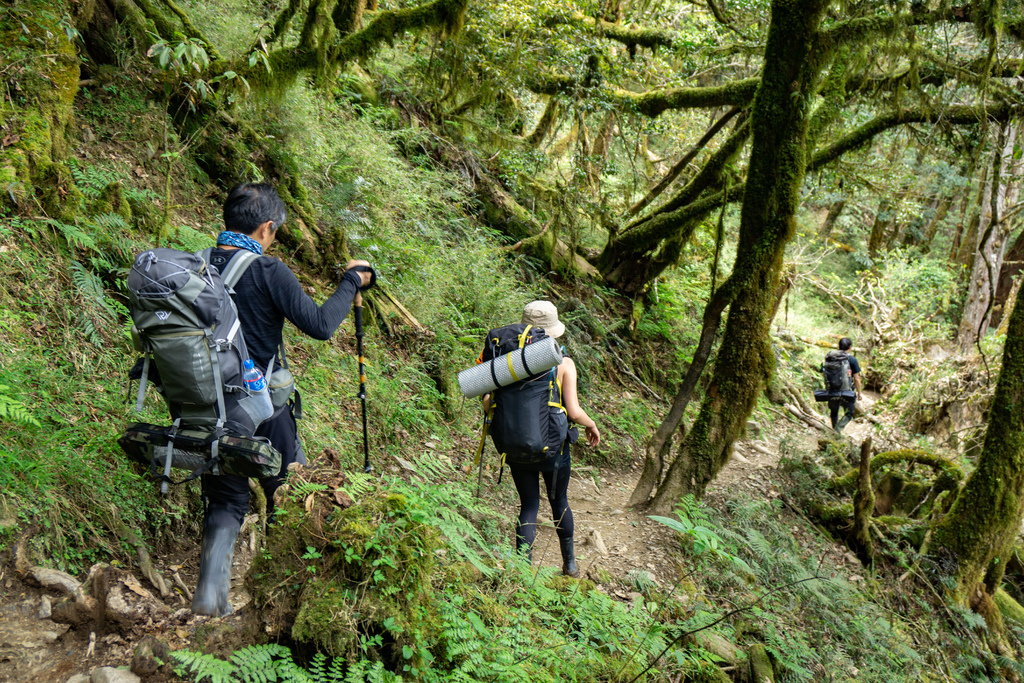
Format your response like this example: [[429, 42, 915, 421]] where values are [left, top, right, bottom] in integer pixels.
[[458, 336, 563, 398]]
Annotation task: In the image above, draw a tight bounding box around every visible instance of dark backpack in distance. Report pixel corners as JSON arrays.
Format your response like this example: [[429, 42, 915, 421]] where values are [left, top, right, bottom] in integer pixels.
[[822, 351, 853, 393], [483, 324, 569, 467]]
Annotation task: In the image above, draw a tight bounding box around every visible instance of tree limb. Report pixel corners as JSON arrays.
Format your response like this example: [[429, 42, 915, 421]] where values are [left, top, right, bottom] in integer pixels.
[[542, 12, 676, 51], [525, 74, 760, 116], [627, 106, 743, 218]]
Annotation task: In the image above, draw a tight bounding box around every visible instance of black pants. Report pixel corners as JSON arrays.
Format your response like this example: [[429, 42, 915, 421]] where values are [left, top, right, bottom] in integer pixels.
[[201, 405, 303, 530], [509, 458, 574, 552], [828, 398, 856, 432]]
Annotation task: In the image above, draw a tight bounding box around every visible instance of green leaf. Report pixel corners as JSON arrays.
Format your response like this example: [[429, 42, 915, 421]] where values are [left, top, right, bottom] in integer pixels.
[[402, 645, 413, 659]]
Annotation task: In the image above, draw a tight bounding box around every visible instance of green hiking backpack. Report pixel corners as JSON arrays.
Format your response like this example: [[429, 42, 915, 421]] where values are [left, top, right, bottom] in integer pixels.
[[122, 247, 280, 489]]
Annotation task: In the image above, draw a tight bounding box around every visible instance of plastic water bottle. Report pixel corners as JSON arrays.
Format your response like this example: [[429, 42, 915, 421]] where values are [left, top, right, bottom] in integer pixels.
[[240, 358, 273, 425], [243, 358, 267, 392]]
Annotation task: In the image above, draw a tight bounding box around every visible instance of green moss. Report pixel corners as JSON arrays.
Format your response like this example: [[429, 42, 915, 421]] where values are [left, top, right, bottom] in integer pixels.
[[994, 587, 1024, 626], [829, 449, 963, 498], [247, 487, 442, 660], [747, 643, 775, 683]]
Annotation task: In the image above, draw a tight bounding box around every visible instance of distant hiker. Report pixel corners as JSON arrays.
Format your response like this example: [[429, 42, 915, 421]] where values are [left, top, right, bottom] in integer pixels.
[[823, 337, 862, 434], [482, 301, 600, 578], [193, 183, 374, 616]]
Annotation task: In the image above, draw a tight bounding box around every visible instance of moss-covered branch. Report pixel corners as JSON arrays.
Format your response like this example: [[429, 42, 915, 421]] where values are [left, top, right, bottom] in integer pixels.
[[267, 0, 305, 44], [329, 0, 467, 64], [809, 102, 1024, 172], [525, 74, 759, 116], [627, 106, 744, 219], [829, 449, 964, 494], [542, 12, 676, 52]]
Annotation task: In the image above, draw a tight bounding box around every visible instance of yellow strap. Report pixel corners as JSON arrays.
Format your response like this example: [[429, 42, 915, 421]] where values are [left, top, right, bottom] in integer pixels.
[[518, 324, 533, 349], [473, 405, 494, 466], [506, 352, 520, 382]]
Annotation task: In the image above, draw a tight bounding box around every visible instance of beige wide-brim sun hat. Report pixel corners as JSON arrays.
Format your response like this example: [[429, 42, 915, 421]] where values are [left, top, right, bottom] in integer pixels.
[[521, 300, 565, 338]]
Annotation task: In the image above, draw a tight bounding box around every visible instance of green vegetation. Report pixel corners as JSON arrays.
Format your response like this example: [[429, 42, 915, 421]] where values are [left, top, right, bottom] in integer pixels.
[[8, 0, 1024, 680]]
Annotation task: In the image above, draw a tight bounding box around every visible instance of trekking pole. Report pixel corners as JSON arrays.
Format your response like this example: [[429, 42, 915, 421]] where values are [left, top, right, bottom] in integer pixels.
[[354, 292, 372, 473], [473, 405, 493, 498]]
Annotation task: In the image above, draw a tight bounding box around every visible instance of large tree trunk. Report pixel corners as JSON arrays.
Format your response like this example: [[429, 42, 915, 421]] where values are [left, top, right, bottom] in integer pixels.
[[957, 122, 1021, 353], [932, 262, 1024, 612], [647, 0, 830, 511], [0, 2, 82, 217]]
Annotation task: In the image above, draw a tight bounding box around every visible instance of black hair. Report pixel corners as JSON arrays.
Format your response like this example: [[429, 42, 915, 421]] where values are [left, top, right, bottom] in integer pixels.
[[839, 337, 853, 351], [223, 183, 287, 235]]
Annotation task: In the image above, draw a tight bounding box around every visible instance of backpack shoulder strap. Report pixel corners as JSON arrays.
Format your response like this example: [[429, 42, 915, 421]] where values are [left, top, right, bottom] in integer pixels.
[[220, 249, 261, 290]]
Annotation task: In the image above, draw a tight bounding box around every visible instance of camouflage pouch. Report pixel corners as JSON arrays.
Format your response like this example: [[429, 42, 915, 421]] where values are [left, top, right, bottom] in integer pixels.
[[118, 422, 282, 482]]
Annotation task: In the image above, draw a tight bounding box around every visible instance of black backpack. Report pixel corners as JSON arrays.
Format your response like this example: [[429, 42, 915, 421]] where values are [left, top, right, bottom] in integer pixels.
[[483, 324, 569, 466], [822, 351, 853, 393]]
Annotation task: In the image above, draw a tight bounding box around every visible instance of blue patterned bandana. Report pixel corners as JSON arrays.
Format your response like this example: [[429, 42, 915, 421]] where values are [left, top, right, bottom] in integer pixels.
[[216, 230, 263, 255]]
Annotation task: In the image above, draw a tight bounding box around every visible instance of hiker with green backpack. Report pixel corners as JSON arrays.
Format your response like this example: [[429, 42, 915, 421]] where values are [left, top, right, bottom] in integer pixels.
[[480, 301, 600, 578], [192, 183, 374, 616]]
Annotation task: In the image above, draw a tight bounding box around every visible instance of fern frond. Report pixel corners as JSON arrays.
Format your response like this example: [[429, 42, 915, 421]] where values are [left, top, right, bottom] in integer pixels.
[[171, 649, 237, 683], [342, 471, 377, 501], [0, 385, 40, 427], [47, 219, 98, 252]]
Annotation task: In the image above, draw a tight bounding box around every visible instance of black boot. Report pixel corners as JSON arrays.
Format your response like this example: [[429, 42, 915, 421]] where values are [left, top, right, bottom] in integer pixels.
[[192, 525, 239, 617], [559, 536, 579, 578]]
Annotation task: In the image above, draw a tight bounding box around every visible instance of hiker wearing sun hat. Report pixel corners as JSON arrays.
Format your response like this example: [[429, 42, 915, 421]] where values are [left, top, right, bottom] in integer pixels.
[[495, 300, 600, 577]]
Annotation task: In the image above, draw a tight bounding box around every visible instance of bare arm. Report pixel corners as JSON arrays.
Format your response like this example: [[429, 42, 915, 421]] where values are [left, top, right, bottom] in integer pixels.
[[853, 373, 862, 398], [559, 358, 600, 447]]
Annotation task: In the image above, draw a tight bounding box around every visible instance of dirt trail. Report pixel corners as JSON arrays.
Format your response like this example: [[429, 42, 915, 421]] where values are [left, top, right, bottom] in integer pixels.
[[1, 398, 883, 683]]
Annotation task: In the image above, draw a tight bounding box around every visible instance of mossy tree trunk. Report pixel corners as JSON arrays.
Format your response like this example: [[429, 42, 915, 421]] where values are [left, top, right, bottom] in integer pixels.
[[646, 0, 831, 511], [931, 265, 1024, 608], [0, 0, 83, 217]]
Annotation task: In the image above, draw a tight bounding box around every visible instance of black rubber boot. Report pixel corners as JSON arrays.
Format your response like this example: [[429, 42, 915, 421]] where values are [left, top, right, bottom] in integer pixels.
[[559, 536, 579, 578], [192, 524, 239, 617]]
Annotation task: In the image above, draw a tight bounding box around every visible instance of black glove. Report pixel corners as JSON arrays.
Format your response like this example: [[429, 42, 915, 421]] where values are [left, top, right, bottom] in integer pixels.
[[349, 265, 377, 291]]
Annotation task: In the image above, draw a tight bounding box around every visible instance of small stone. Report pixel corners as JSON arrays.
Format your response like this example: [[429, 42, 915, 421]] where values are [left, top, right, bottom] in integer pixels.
[[730, 451, 749, 464], [91, 667, 141, 683], [64, 675, 90, 683], [39, 595, 52, 619], [627, 591, 643, 601], [589, 530, 609, 557]]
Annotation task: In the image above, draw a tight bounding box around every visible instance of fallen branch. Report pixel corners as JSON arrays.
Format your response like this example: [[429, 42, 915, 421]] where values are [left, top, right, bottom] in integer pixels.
[[784, 403, 832, 433]]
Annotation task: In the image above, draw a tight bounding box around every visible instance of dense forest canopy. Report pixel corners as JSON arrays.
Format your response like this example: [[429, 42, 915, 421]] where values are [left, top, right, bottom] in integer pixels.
[[9, 0, 1024, 680]]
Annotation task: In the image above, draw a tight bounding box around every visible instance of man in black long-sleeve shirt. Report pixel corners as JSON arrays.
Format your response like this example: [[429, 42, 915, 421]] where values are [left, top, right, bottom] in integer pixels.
[[193, 182, 373, 617]]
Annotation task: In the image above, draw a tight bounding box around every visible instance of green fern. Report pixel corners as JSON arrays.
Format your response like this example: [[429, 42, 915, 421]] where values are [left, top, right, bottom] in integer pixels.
[[0, 385, 39, 427], [47, 218, 98, 252], [172, 649, 237, 683], [341, 471, 376, 501], [69, 159, 124, 199], [173, 644, 316, 683]]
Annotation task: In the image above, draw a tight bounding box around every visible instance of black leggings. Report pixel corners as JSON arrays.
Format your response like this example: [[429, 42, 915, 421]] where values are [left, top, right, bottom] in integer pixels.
[[509, 462, 574, 551]]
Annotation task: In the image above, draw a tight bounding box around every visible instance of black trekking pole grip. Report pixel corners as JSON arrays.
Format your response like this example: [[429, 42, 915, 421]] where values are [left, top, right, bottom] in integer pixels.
[[354, 294, 372, 473]]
